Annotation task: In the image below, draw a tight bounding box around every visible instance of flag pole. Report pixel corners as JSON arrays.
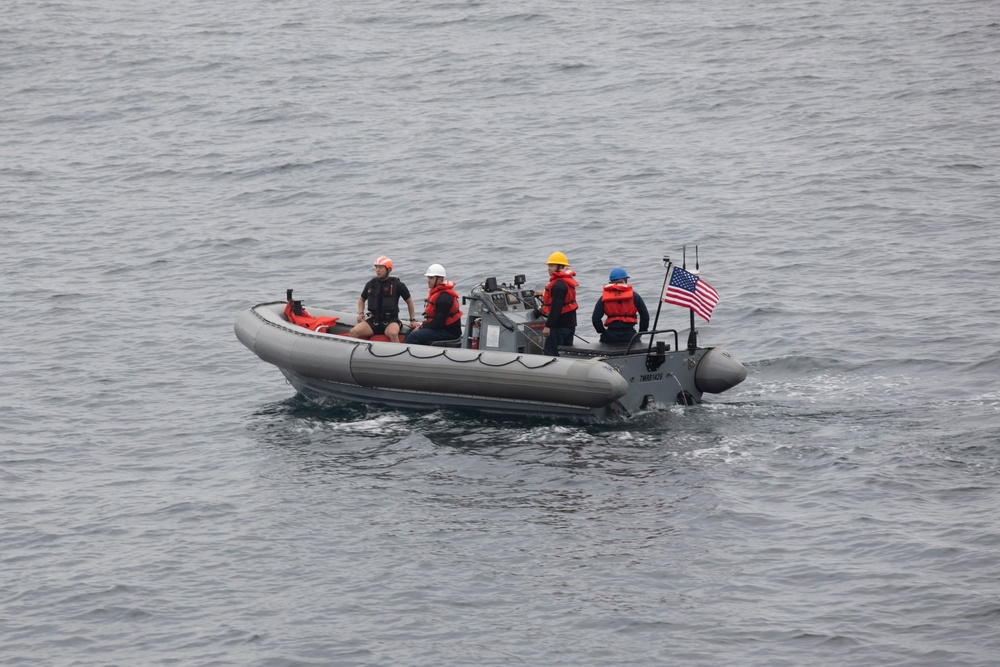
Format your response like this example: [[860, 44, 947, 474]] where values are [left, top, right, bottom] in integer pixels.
[[650, 256, 672, 354]]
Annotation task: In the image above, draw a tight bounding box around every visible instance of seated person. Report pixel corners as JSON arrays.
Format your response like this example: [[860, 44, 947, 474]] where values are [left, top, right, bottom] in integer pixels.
[[349, 255, 416, 343], [405, 263, 463, 346], [592, 266, 649, 345]]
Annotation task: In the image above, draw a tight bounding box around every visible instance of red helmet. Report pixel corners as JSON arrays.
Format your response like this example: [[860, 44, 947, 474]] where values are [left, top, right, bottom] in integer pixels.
[[374, 256, 393, 270]]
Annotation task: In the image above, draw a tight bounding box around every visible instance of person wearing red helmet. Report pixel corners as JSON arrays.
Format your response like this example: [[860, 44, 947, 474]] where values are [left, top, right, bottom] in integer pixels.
[[350, 255, 416, 343]]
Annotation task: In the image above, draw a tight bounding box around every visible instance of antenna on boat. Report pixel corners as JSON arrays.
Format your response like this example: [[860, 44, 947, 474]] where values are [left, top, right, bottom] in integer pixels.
[[686, 246, 698, 353]]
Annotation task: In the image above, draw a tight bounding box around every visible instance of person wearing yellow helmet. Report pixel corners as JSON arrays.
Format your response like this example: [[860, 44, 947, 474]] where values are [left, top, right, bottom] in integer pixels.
[[592, 266, 650, 345], [535, 251, 579, 356], [545, 251, 569, 266], [350, 255, 416, 343], [406, 263, 464, 346]]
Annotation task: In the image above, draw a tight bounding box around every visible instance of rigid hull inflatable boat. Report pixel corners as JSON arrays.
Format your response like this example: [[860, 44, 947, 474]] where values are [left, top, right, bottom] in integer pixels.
[[234, 270, 746, 419]]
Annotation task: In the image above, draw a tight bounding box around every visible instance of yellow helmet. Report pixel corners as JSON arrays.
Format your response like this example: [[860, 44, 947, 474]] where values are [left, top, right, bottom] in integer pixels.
[[546, 251, 569, 266]]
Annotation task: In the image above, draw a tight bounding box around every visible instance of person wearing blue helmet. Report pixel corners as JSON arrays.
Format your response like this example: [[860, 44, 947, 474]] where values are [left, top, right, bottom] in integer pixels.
[[591, 266, 649, 345]]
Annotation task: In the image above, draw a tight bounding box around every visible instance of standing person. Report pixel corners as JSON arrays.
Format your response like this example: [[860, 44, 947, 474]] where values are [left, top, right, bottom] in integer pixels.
[[535, 251, 579, 356], [406, 264, 463, 346], [592, 266, 650, 344], [350, 255, 416, 343]]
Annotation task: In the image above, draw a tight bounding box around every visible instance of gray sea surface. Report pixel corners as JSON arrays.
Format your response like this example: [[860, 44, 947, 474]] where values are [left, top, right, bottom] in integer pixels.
[[3, 0, 1000, 665]]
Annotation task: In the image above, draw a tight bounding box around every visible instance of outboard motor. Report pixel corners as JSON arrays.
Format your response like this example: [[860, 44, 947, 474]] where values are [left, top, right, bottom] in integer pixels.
[[694, 347, 747, 394]]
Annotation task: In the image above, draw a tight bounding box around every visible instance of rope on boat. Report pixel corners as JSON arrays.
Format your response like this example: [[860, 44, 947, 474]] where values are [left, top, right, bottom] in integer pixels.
[[363, 344, 558, 369], [250, 304, 559, 370]]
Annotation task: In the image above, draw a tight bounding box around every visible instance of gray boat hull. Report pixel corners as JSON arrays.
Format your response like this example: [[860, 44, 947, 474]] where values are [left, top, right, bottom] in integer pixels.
[[234, 288, 746, 420]]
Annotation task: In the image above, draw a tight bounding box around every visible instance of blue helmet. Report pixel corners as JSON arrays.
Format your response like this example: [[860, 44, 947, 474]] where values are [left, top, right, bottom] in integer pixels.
[[608, 266, 629, 281]]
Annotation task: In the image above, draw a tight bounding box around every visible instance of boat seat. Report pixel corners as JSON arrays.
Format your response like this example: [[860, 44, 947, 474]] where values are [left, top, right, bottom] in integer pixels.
[[558, 339, 652, 358], [370, 334, 405, 343], [429, 338, 462, 348]]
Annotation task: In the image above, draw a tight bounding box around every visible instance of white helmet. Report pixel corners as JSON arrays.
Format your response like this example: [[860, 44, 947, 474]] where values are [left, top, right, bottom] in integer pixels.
[[424, 263, 447, 278]]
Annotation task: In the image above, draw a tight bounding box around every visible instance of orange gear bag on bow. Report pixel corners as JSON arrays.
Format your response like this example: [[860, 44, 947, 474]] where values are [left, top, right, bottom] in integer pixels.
[[284, 300, 339, 333]]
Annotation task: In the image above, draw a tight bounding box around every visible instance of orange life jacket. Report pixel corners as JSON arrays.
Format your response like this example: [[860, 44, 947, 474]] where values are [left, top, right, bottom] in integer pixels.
[[541, 270, 579, 316], [284, 300, 339, 333], [423, 281, 463, 326], [601, 283, 638, 325]]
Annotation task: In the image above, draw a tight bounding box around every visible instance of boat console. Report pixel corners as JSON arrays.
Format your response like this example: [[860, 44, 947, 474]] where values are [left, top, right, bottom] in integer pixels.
[[461, 275, 546, 354]]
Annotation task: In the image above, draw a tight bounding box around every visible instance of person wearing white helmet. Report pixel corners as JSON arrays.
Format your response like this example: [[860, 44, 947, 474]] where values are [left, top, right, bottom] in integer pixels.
[[349, 255, 416, 343], [405, 263, 464, 346], [592, 266, 649, 345]]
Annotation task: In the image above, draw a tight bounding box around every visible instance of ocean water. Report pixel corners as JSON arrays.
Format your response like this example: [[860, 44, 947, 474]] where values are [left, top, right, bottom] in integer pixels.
[[3, 0, 1000, 665]]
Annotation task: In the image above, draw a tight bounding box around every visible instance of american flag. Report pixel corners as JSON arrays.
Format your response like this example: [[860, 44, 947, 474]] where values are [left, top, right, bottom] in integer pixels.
[[662, 266, 720, 322]]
